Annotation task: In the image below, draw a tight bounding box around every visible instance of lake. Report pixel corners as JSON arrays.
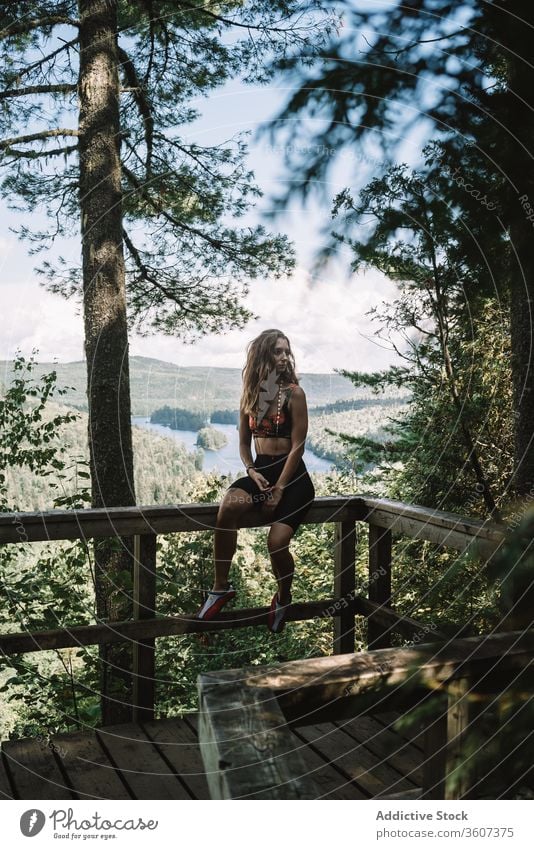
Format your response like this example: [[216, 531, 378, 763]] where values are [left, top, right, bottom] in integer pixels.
[[132, 417, 333, 475]]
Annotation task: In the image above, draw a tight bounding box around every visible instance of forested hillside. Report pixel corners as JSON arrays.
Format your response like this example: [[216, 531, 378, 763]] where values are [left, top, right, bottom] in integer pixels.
[[0, 357, 408, 416], [3, 401, 205, 512]]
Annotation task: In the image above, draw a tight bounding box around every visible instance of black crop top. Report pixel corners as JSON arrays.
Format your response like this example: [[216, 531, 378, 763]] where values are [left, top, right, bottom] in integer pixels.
[[248, 384, 297, 439]]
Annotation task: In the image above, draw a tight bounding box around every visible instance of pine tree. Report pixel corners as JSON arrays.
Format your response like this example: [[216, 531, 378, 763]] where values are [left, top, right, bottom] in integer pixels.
[[270, 0, 534, 498], [329, 150, 511, 517], [0, 0, 332, 722]]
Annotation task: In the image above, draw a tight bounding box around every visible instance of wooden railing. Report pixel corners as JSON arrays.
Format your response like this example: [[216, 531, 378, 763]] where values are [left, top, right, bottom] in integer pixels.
[[199, 628, 534, 800], [0, 496, 506, 723]]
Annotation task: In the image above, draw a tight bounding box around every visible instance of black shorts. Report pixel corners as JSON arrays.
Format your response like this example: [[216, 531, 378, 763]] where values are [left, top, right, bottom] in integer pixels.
[[228, 454, 315, 532]]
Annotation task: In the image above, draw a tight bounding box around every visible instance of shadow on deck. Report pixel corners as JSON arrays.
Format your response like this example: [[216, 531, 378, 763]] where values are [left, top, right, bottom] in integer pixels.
[[0, 711, 423, 800]]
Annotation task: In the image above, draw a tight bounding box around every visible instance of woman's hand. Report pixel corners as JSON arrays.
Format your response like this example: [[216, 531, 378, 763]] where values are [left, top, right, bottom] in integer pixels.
[[249, 469, 271, 491], [262, 484, 284, 513]]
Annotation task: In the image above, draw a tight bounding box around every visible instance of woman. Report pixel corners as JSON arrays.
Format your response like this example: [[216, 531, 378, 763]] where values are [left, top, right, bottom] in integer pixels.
[[197, 329, 315, 632]]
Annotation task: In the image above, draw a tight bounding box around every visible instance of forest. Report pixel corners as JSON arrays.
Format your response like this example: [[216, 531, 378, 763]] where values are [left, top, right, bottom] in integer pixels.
[[1, 0, 533, 805]]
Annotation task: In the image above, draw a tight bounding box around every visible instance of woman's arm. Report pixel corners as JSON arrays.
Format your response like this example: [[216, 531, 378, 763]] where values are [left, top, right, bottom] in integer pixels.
[[238, 410, 270, 491], [276, 387, 308, 488], [238, 410, 254, 469], [263, 388, 308, 513]]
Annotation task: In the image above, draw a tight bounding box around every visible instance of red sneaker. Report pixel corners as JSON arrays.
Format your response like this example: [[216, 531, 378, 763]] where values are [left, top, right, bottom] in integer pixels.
[[196, 586, 236, 621], [267, 592, 292, 633]]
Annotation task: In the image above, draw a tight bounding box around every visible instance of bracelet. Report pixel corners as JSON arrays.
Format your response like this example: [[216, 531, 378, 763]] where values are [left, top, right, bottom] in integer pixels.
[[245, 463, 255, 475]]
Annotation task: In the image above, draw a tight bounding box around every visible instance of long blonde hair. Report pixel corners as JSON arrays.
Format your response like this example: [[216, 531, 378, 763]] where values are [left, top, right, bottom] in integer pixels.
[[241, 329, 298, 415]]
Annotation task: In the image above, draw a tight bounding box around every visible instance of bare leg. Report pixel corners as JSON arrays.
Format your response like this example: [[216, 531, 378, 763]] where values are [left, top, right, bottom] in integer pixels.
[[213, 487, 254, 590], [267, 522, 295, 604]]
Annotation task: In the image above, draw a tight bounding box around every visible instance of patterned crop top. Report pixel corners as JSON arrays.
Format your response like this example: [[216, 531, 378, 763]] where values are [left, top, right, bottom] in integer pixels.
[[248, 384, 297, 439]]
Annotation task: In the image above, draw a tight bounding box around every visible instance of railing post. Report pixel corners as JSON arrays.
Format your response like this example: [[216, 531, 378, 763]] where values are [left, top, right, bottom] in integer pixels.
[[421, 701, 448, 799], [444, 677, 483, 799], [333, 520, 357, 654], [368, 523, 392, 649], [422, 676, 484, 800], [132, 533, 157, 722]]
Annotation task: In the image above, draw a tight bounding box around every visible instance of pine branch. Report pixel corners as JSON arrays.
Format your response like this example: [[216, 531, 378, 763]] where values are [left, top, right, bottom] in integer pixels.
[[0, 84, 76, 100], [123, 139, 219, 208], [1, 144, 78, 160], [177, 3, 310, 36], [377, 28, 468, 59], [6, 37, 79, 85], [161, 135, 221, 181], [0, 129, 79, 151], [121, 163, 238, 255], [0, 17, 79, 39], [123, 229, 193, 314], [117, 47, 154, 175]]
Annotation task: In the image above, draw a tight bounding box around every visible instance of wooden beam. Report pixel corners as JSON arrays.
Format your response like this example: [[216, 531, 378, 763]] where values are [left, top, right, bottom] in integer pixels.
[[0, 496, 504, 549], [354, 597, 447, 642], [333, 521, 357, 654], [0, 597, 353, 655], [132, 533, 157, 723], [364, 498, 504, 555], [198, 674, 319, 799], [444, 677, 488, 799], [368, 524, 392, 649], [421, 705, 448, 799], [222, 629, 534, 722], [0, 496, 367, 543]]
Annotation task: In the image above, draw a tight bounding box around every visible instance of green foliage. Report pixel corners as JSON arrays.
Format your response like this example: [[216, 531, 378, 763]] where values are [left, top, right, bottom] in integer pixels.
[[309, 397, 405, 415], [196, 426, 227, 450], [0, 354, 98, 738], [468, 686, 534, 799], [384, 299, 512, 515], [307, 402, 408, 470], [326, 154, 511, 517], [319, 161, 513, 638], [211, 409, 239, 425], [150, 405, 206, 431], [4, 400, 206, 512], [484, 506, 534, 632], [0, 645, 101, 739], [0, 2, 339, 339], [267, 0, 509, 213], [0, 351, 80, 510]]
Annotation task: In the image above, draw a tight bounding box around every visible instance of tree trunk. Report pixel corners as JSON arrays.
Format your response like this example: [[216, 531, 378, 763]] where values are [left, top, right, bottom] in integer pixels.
[[501, 2, 534, 500], [78, 0, 136, 724]]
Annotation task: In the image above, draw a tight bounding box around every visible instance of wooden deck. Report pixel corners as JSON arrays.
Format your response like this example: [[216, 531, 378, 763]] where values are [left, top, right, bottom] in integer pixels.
[[0, 711, 424, 800]]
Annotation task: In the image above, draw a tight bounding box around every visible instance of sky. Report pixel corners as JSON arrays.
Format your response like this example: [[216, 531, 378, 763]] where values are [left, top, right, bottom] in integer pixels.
[[1, 29, 406, 376]]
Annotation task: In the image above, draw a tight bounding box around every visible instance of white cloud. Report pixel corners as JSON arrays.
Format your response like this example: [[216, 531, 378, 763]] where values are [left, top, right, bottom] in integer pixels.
[[1, 261, 402, 373], [3, 280, 84, 361], [1, 231, 83, 361], [131, 265, 401, 373], [0, 81, 405, 373]]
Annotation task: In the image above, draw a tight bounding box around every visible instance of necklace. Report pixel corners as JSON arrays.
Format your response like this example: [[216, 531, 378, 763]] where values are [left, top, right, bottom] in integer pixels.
[[276, 385, 283, 436]]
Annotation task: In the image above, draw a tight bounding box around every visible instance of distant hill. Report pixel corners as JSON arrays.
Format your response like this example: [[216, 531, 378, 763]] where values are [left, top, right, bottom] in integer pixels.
[[0, 356, 408, 416]]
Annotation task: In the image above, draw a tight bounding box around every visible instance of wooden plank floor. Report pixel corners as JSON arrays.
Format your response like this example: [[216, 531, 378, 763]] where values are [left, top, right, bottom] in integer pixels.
[[0, 712, 424, 800]]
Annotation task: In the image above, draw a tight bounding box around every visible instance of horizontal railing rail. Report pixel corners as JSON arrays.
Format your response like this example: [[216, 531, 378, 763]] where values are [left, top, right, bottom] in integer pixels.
[[363, 497, 504, 556], [0, 496, 503, 546], [198, 629, 534, 800], [0, 496, 507, 722], [0, 497, 365, 543]]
